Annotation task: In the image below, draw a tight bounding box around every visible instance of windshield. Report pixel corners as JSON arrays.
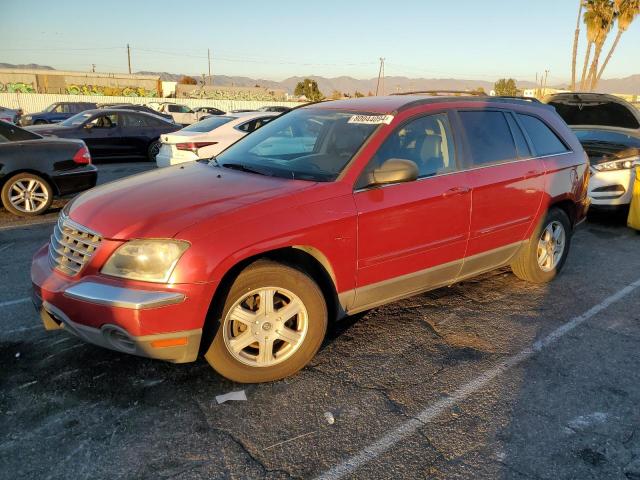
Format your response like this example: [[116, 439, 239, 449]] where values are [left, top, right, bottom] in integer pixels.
[[44, 104, 59, 113], [575, 129, 640, 147], [61, 112, 92, 127], [216, 108, 379, 181], [182, 116, 234, 133]]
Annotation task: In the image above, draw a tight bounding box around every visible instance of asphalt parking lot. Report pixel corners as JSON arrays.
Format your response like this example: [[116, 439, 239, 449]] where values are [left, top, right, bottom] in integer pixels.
[[1, 164, 639, 480]]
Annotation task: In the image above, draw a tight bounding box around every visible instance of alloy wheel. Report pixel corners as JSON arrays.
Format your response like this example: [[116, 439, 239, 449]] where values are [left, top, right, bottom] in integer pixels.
[[9, 177, 50, 213], [222, 287, 308, 367], [537, 220, 566, 272]]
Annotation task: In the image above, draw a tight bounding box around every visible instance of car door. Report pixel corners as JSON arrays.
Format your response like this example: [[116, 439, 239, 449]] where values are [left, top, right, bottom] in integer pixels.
[[455, 109, 545, 279], [50, 103, 72, 123], [119, 112, 157, 156], [351, 112, 471, 311], [81, 113, 121, 158]]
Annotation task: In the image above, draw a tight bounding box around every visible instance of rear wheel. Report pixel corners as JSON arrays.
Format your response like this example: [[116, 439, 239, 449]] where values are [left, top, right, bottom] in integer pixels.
[[147, 140, 161, 161], [1, 173, 53, 217], [204, 260, 327, 383], [511, 208, 572, 283]]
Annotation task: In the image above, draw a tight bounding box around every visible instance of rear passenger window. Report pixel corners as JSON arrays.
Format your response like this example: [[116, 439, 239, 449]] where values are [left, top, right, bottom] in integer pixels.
[[505, 113, 531, 158], [458, 111, 517, 166], [516, 114, 569, 156]]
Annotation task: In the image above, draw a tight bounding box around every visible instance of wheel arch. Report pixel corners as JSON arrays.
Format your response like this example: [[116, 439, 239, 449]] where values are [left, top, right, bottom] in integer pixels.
[[0, 169, 59, 195], [198, 245, 342, 354], [549, 198, 577, 228]]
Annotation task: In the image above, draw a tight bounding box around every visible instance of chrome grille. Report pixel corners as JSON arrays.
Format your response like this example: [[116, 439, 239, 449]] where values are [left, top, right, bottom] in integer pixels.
[[49, 215, 102, 276]]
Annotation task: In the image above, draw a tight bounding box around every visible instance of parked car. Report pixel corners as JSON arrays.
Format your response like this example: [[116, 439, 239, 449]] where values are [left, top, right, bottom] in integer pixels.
[[98, 103, 174, 123], [156, 112, 278, 167], [146, 102, 198, 125], [0, 106, 22, 124], [32, 96, 589, 383], [192, 106, 226, 118], [26, 109, 180, 161], [0, 120, 97, 216], [545, 93, 640, 210], [19, 102, 97, 126], [258, 106, 291, 113]]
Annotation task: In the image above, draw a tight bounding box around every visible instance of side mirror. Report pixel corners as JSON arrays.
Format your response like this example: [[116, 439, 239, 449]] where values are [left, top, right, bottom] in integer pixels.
[[369, 158, 419, 186]]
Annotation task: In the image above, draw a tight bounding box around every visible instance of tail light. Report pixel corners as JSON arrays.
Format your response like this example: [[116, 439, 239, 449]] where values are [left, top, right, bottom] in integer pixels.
[[176, 141, 218, 153], [72, 145, 92, 165]]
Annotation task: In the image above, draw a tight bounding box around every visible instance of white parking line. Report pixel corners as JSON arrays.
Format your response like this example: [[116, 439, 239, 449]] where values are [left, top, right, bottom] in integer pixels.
[[0, 297, 31, 308], [0, 243, 12, 253], [0, 219, 56, 232], [315, 277, 640, 480]]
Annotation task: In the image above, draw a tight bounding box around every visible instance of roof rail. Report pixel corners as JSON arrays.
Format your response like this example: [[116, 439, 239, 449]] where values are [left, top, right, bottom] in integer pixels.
[[391, 90, 486, 97]]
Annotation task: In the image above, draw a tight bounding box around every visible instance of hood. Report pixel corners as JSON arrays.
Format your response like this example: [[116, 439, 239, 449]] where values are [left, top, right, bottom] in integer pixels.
[[581, 142, 640, 165], [67, 162, 315, 239]]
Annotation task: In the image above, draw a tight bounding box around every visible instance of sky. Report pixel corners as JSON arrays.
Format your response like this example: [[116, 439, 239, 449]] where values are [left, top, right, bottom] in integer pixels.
[[1, 0, 639, 84]]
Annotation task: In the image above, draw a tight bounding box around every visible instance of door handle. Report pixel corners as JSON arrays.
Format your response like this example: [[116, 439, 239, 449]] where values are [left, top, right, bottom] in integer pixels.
[[443, 186, 470, 197]]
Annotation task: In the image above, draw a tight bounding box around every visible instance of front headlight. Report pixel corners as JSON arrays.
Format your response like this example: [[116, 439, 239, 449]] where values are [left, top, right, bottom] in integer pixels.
[[593, 156, 639, 171], [101, 239, 189, 283]]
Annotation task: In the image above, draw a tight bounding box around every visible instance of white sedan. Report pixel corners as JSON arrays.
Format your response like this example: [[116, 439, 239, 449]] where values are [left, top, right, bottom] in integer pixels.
[[156, 112, 279, 167]]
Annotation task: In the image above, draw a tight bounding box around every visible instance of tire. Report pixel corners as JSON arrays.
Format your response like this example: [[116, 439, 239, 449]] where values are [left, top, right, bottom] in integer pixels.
[[147, 140, 161, 161], [33, 120, 47, 125], [1, 173, 53, 217], [511, 208, 572, 283], [204, 260, 328, 383]]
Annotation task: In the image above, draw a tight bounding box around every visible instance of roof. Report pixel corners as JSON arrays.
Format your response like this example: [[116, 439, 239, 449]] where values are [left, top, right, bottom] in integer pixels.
[[309, 95, 553, 114]]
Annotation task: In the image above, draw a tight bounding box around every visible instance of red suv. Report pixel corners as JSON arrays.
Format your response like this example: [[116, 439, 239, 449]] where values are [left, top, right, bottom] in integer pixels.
[[32, 96, 590, 383]]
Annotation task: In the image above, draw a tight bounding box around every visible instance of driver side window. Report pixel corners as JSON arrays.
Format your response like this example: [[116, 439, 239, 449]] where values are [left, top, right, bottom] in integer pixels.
[[359, 113, 457, 188], [89, 114, 118, 128]]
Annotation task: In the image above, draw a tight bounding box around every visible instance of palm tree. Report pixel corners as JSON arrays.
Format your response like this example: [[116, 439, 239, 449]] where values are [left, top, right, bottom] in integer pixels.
[[594, 0, 640, 88], [579, 1, 605, 90], [585, 0, 616, 90], [571, 1, 584, 91]]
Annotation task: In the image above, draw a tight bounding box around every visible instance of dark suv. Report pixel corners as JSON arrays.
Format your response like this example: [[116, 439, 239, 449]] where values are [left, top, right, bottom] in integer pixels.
[[33, 95, 589, 383], [19, 102, 97, 126]]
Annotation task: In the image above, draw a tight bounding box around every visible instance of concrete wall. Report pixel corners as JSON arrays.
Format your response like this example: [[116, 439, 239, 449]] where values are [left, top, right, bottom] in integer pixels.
[[0, 92, 304, 114]]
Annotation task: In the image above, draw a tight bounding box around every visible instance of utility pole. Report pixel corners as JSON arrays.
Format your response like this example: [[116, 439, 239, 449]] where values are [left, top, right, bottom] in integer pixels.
[[375, 57, 385, 96], [127, 44, 132, 74], [91, 64, 96, 73], [542, 69, 549, 96], [208, 48, 212, 86]]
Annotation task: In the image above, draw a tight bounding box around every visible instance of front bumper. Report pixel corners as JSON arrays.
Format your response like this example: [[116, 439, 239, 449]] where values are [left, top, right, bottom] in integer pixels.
[[31, 244, 214, 363], [588, 167, 634, 206]]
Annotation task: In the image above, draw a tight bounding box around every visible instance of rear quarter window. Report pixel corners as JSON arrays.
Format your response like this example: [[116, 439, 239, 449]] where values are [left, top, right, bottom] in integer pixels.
[[517, 114, 569, 156]]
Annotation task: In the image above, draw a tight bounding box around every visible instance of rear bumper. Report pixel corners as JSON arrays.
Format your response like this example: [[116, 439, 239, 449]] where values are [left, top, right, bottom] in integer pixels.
[[52, 165, 98, 196], [31, 244, 214, 363], [155, 149, 197, 168]]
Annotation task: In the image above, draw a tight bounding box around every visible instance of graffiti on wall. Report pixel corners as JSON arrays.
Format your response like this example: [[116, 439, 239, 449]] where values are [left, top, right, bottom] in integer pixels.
[[0, 82, 36, 93], [65, 85, 158, 97], [184, 88, 286, 101]]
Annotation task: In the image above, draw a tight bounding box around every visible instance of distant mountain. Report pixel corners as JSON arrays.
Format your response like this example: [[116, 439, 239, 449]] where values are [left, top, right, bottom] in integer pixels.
[[1, 63, 638, 95], [0, 63, 55, 70], [596, 75, 640, 95]]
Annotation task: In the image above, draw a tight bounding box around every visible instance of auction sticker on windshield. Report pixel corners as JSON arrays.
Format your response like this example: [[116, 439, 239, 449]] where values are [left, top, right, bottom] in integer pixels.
[[348, 114, 394, 125]]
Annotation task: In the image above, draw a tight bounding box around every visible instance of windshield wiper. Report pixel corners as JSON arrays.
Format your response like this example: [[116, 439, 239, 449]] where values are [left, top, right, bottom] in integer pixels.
[[220, 162, 270, 176]]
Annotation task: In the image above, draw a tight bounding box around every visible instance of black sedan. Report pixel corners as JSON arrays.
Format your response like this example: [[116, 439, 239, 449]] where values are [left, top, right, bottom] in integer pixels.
[[26, 109, 181, 161], [98, 103, 175, 123], [0, 120, 97, 216]]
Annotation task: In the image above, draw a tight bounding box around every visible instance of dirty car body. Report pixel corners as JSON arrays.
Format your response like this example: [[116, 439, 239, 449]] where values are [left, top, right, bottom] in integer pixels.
[[32, 96, 590, 382]]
